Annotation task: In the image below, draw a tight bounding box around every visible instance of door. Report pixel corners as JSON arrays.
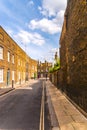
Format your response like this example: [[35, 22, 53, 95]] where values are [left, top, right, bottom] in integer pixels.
[[7, 69, 10, 86]]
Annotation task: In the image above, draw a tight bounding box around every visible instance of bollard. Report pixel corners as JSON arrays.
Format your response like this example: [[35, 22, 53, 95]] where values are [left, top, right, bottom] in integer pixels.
[[12, 80, 14, 88], [20, 79, 21, 84]]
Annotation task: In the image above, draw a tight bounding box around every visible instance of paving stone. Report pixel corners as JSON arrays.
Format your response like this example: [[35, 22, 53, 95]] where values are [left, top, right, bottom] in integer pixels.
[[71, 123, 87, 130], [60, 123, 75, 130], [52, 127, 59, 130], [46, 80, 87, 130]]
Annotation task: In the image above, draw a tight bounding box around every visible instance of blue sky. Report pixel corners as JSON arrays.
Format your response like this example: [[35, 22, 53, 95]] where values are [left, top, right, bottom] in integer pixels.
[[0, 0, 67, 62]]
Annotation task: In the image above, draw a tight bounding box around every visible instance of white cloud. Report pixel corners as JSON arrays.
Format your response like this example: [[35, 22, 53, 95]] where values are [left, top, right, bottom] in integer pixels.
[[27, 0, 34, 6], [53, 10, 65, 26], [29, 18, 62, 34], [28, 9, 65, 34], [27, 46, 45, 60], [49, 48, 59, 57], [29, 1, 67, 34], [48, 48, 60, 62], [39, 0, 67, 17], [39, 47, 60, 62], [38, 6, 42, 11], [14, 30, 45, 46]]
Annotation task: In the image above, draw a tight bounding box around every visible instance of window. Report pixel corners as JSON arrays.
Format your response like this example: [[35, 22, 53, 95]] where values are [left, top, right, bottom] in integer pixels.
[[12, 71, 15, 80], [12, 55, 14, 64], [0, 47, 3, 60], [0, 69, 3, 82], [35, 67, 37, 71], [7, 51, 10, 62], [32, 66, 34, 69]]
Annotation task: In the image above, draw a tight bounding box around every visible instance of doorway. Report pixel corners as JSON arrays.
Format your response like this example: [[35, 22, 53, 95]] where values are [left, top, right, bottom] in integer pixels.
[[7, 69, 10, 86]]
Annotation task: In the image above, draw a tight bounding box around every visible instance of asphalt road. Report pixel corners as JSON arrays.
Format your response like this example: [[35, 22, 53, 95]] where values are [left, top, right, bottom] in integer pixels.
[[0, 79, 51, 130]]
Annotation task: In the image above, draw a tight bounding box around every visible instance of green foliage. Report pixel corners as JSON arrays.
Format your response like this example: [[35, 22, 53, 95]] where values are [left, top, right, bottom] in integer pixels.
[[54, 58, 60, 67], [49, 59, 60, 73]]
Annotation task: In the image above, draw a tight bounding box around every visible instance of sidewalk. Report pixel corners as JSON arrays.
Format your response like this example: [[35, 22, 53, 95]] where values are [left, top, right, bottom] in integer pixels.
[[0, 79, 35, 96], [46, 80, 87, 130], [0, 87, 14, 96]]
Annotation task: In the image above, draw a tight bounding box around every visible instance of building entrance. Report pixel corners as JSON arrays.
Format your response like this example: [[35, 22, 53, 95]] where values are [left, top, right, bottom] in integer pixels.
[[7, 69, 10, 86]]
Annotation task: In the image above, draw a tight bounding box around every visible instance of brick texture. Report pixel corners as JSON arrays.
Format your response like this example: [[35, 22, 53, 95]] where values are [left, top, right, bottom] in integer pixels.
[[0, 26, 37, 88], [60, 0, 87, 89], [59, 0, 87, 112]]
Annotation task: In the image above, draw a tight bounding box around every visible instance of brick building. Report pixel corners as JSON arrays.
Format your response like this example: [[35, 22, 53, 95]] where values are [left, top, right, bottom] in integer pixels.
[[37, 60, 52, 78], [60, 0, 87, 89], [0, 26, 37, 88], [29, 58, 37, 79]]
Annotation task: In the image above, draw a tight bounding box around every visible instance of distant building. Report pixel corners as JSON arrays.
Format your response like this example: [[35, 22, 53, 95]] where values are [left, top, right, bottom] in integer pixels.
[[0, 26, 37, 88], [37, 60, 52, 78], [29, 58, 37, 79]]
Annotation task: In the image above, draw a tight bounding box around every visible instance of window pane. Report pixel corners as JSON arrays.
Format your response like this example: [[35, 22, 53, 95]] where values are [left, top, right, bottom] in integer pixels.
[[12, 71, 15, 80], [0, 69, 3, 82], [8, 52, 10, 62], [0, 47, 3, 59]]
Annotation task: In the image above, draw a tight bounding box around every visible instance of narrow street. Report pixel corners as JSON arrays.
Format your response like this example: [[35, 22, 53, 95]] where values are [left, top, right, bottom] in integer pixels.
[[0, 79, 51, 130]]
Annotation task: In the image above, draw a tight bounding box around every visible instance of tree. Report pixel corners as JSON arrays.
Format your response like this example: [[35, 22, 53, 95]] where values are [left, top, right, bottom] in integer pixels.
[[49, 59, 60, 73]]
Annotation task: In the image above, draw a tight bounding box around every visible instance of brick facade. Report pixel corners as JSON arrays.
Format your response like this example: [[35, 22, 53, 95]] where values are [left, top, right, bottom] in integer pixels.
[[60, 0, 87, 89], [0, 26, 37, 88], [37, 60, 52, 78]]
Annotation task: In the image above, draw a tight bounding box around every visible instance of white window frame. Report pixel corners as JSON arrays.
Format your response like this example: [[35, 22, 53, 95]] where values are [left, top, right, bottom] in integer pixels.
[[0, 69, 3, 83], [12, 71, 15, 80], [0, 47, 3, 60], [32, 65, 34, 70], [8, 51, 10, 62]]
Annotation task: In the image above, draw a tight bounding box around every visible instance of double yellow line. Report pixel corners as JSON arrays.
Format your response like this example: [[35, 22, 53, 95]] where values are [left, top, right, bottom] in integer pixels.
[[39, 81, 45, 130]]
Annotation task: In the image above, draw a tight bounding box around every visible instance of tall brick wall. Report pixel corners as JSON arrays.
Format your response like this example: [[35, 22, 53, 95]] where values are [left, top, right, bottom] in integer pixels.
[[60, 0, 87, 89]]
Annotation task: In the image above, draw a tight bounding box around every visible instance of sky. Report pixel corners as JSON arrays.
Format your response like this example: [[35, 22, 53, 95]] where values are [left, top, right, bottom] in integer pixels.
[[0, 0, 67, 62]]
